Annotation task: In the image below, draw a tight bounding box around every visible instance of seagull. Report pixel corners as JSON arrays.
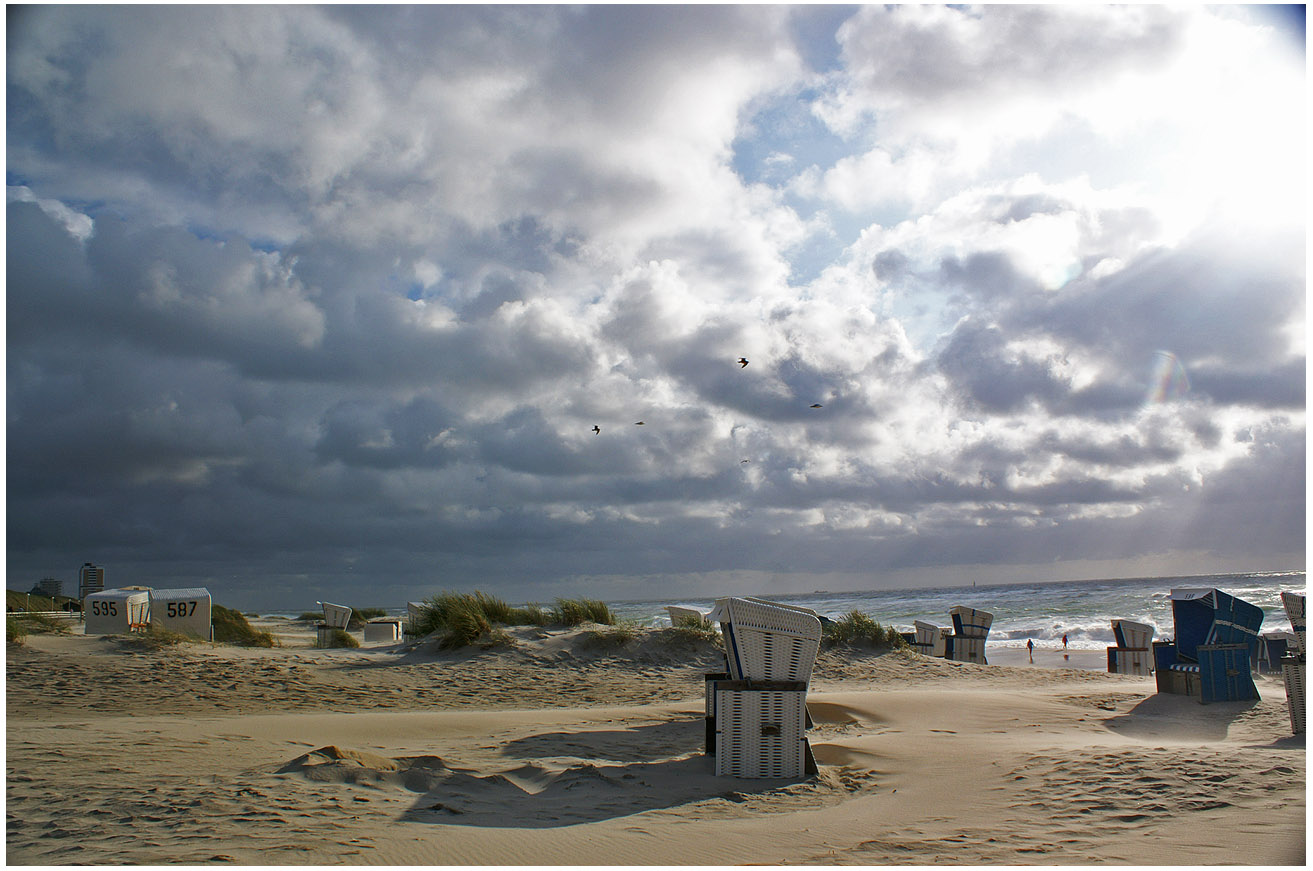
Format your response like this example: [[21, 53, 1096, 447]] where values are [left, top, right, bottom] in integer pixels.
[[741, 459, 751, 464], [737, 357, 749, 368], [634, 421, 645, 425], [810, 404, 823, 409], [592, 425, 600, 434]]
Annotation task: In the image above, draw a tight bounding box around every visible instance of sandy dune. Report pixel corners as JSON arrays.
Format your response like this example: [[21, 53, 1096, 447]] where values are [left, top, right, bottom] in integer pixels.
[[6, 622, 1305, 865]]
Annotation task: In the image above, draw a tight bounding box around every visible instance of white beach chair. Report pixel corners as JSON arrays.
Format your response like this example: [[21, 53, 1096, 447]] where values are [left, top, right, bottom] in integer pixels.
[[315, 601, 353, 648], [1280, 592, 1306, 734], [913, 620, 948, 657], [704, 597, 822, 779], [1107, 619, 1154, 676], [948, 606, 993, 664], [406, 601, 425, 637], [667, 605, 708, 626], [1281, 591, 1305, 655]]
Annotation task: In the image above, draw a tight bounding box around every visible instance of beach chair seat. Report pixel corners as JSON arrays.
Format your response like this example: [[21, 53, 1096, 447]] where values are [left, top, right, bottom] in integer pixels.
[[713, 680, 815, 778], [1153, 588, 1262, 703], [1281, 656, 1305, 733]]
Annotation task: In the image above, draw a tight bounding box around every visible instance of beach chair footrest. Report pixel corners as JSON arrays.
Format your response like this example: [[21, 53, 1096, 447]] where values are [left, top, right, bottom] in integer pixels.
[[713, 681, 809, 779]]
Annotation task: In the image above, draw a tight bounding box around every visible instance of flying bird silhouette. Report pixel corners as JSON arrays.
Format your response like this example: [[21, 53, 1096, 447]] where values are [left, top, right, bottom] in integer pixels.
[[809, 404, 823, 408], [737, 357, 749, 368], [592, 425, 600, 434], [634, 421, 645, 425]]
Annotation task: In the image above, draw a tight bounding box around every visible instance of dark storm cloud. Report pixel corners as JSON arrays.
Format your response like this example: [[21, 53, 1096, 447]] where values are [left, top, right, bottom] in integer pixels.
[[6, 6, 1303, 607]]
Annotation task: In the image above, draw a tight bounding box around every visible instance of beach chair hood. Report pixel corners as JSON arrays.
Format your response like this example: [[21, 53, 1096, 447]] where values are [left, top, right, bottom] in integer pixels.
[[1169, 588, 1262, 660]]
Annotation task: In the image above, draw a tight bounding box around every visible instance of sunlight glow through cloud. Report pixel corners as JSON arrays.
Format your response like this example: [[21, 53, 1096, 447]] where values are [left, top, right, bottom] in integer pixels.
[[5, 5, 1304, 606]]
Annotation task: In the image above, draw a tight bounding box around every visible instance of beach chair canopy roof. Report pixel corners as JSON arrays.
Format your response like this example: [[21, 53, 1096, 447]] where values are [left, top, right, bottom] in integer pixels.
[[1168, 588, 1263, 660], [149, 587, 211, 602], [1112, 619, 1154, 648], [87, 588, 150, 603], [712, 597, 822, 683], [317, 601, 353, 628], [949, 606, 994, 636], [1281, 591, 1305, 654]]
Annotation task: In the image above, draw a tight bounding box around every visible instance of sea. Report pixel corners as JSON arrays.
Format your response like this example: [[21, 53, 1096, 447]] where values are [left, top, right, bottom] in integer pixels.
[[603, 570, 1307, 650], [264, 570, 1305, 651]]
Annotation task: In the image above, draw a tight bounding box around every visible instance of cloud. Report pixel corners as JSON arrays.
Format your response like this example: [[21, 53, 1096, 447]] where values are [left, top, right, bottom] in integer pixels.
[[5, 6, 1304, 607]]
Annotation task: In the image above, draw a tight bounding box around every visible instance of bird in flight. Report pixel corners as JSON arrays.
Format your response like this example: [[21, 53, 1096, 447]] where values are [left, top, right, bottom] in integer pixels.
[[592, 425, 600, 434], [810, 404, 823, 409], [737, 357, 749, 368], [635, 421, 645, 425]]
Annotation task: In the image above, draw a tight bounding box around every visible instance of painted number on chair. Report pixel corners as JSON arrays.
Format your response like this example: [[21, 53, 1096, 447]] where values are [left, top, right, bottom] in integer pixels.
[[89, 600, 119, 617], [165, 601, 198, 618]]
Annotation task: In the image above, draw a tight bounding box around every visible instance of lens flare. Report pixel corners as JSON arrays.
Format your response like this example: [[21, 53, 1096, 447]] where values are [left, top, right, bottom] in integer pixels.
[[1145, 350, 1190, 404]]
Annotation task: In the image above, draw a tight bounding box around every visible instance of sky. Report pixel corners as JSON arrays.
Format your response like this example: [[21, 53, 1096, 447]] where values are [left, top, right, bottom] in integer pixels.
[[5, 4, 1307, 611]]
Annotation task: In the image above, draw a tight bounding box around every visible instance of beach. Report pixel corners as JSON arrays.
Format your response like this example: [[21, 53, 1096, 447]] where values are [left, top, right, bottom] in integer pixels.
[[6, 618, 1305, 866]]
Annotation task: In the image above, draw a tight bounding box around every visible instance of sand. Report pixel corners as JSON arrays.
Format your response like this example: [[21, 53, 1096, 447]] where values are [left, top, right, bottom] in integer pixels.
[[5, 618, 1305, 866]]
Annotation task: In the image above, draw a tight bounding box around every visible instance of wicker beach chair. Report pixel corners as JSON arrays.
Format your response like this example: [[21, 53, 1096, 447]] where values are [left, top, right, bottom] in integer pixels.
[[1280, 592, 1305, 734], [667, 605, 708, 626], [1153, 588, 1262, 703], [913, 620, 948, 657], [1107, 619, 1154, 676], [948, 606, 993, 664], [1281, 591, 1305, 655], [315, 601, 353, 648], [704, 597, 822, 779]]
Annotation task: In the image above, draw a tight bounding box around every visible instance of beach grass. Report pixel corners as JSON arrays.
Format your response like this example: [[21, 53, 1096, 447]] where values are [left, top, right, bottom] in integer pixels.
[[822, 610, 909, 651], [125, 624, 197, 650], [414, 591, 535, 649], [668, 614, 721, 644], [579, 623, 639, 650], [346, 606, 388, 629], [551, 597, 616, 626], [8, 611, 72, 637], [212, 604, 278, 647], [322, 627, 360, 648]]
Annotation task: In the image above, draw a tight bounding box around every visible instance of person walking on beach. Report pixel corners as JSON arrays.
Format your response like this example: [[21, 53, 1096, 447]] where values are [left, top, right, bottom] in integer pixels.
[[1062, 633, 1068, 650], [1027, 638, 1034, 662]]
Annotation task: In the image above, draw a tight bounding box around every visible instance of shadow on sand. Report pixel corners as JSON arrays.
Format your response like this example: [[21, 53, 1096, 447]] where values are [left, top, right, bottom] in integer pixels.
[[1102, 691, 1260, 742]]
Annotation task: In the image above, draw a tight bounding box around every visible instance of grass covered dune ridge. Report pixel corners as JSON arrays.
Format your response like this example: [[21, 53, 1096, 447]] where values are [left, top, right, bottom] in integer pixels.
[[7, 587, 908, 657], [406, 591, 908, 653]]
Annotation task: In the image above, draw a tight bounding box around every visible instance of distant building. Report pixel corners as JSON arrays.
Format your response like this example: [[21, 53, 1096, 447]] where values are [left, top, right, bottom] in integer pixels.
[[78, 563, 105, 600], [31, 578, 62, 598]]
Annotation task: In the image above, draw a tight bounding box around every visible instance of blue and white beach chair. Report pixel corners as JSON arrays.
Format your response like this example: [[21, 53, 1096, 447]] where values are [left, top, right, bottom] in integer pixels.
[[948, 606, 993, 664], [913, 620, 949, 658], [1153, 588, 1262, 703]]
